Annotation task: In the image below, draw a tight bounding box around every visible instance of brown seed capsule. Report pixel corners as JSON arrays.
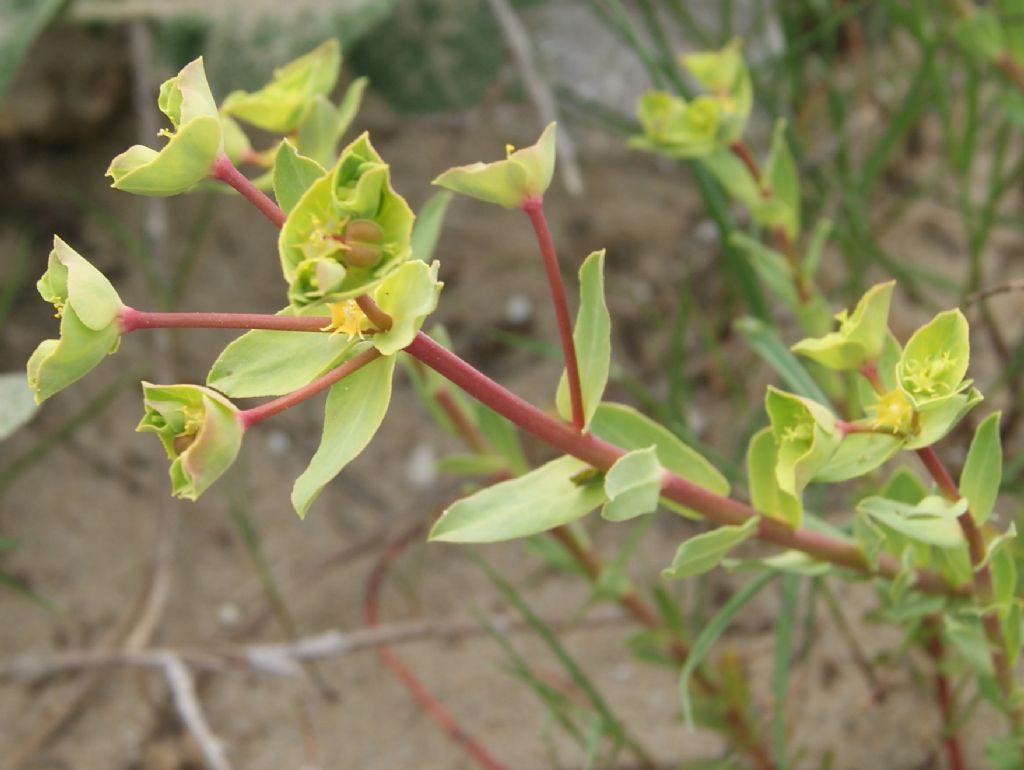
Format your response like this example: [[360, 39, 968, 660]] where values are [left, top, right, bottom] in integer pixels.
[[174, 432, 196, 455], [344, 219, 384, 244], [341, 242, 383, 268]]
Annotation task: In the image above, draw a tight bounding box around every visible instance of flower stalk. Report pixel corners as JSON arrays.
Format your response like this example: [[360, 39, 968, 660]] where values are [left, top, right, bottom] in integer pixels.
[[521, 196, 586, 432], [210, 153, 287, 229]]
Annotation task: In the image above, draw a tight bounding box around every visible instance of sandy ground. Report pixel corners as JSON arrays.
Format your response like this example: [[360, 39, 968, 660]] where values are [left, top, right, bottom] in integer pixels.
[[1, 20, 1021, 770]]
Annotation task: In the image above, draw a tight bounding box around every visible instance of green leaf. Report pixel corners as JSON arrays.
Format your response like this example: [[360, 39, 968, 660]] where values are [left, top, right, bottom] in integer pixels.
[[857, 495, 967, 548], [631, 91, 722, 159], [944, 613, 996, 677], [724, 549, 831, 576], [370, 260, 443, 355], [960, 412, 1002, 525], [291, 352, 396, 518], [678, 573, 776, 727], [758, 119, 800, 238], [436, 453, 509, 476], [207, 311, 354, 398], [0, 0, 68, 103], [663, 517, 758, 579], [273, 140, 326, 214], [556, 250, 610, 429], [295, 76, 369, 168], [433, 123, 557, 208], [898, 309, 971, 408], [222, 40, 341, 132], [411, 192, 453, 262], [746, 427, 801, 528], [735, 317, 831, 405], [429, 455, 606, 543], [729, 233, 799, 311], [954, 10, 1005, 61], [985, 736, 1024, 770], [602, 446, 662, 522], [701, 147, 762, 210], [882, 466, 929, 505], [590, 402, 729, 502], [0, 372, 38, 440], [813, 431, 903, 483]]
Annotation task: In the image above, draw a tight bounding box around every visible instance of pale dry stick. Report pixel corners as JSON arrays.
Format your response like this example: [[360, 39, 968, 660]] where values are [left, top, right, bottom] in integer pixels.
[[159, 654, 233, 770], [0, 610, 629, 681], [485, 0, 584, 196]]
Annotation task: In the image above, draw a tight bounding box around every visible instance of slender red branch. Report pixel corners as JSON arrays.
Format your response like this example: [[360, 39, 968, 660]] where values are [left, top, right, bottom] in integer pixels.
[[119, 307, 327, 334], [365, 523, 507, 770], [521, 197, 586, 433], [210, 153, 287, 229], [405, 332, 955, 595], [924, 621, 967, 770], [238, 347, 381, 428]]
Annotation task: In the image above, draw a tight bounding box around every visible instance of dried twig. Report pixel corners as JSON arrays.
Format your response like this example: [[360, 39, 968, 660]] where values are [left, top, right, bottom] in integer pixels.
[[159, 654, 233, 770]]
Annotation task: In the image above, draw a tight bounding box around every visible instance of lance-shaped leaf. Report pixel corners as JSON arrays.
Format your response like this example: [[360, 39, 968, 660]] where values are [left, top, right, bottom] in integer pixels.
[[433, 122, 557, 208], [765, 387, 840, 500], [556, 250, 610, 429], [602, 446, 662, 522], [27, 237, 124, 403], [411, 191, 453, 262], [857, 495, 968, 549], [791, 281, 895, 371], [273, 140, 327, 214], [630, 92, 722, 159], [291, 352, 396, 518], [279, 132, 414, 308], [663, 517, 759, 579], [960, 412, 1002, 525], [206, 307, 356, 398], [368, 259, 443, 355], [429, 455, 606, 543], [296, 77, 369, 168], [897, 308, 971, 408], [746, 427, 802, 528], [106, 58, 222, 196], [222, 40, 341, 133], [812, 430, 903, 483], [590, 403, 729, 514], [754, 120, 800, 238], [137, 383, 244, 501]]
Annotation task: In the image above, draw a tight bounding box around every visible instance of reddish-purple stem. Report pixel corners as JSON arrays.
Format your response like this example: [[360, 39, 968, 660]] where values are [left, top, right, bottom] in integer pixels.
[[120, 307, 325, 334], [404, 332, 953, 594], [238, 347, 381, 428], [210, 153, 287, 229], [521, 197, 586, 433]]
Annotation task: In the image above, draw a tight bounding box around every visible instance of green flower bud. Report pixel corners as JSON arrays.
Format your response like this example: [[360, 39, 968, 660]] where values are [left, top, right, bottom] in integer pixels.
[[791, 282, 895, 371], [221, 40, 341, 133], [279, 132, 414, 308], [106, 58, 222, 196], [27, 237, 124, 403], [137, 383, 244, 501], [432, 123, 557, 208]]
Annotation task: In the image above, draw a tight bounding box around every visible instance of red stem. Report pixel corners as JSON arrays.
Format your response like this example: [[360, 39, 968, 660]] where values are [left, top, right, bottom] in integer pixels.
[[924, 623, 968, 770], [404, 331, 954, 595], [521, 197, 586, 433], [120, 307, 326, 334], [238, 347, 381, 428], [210, 153, 287, 229], [365, 524, 507, 770]]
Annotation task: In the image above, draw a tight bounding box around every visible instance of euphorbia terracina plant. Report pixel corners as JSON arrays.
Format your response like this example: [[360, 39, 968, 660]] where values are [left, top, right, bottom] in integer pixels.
[[26, 39, 1024, 769]]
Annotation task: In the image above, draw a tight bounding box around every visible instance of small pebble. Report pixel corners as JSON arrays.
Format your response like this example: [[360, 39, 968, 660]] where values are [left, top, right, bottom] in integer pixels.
[[504, 293, 534, 325], [217, 602, 242, 627], [405, 443, 438, 488]]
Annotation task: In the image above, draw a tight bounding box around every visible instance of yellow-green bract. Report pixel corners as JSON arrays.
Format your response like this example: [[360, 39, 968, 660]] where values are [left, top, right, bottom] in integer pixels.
[[27, 237, 123, 403], [279, 132, 414, 308], [433, 123, 557, 208], [137, 383, 244, 501], [106, 58, 223, 196]]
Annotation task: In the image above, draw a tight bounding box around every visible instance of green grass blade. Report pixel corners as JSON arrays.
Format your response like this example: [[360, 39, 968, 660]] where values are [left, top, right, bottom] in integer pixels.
[[772, 574, 800, 768], [678, 572, 776, 727]]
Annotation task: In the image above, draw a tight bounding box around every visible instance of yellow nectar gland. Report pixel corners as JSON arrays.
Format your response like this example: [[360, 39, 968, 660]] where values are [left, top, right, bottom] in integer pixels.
[[902, 353, 954, 398], [871, 389, 914, 434], [505, 143, 516, 158], [324, 300, 370, 339]]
